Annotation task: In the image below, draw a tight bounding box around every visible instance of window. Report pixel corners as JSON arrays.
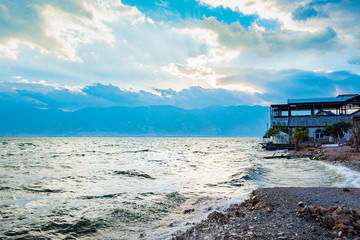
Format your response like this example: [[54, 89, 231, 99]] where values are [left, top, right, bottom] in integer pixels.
[[315, 129, 323, 139]]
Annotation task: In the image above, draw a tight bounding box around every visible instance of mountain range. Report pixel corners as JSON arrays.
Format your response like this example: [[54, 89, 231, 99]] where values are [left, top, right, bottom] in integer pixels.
[[0, 105, 268, 137]]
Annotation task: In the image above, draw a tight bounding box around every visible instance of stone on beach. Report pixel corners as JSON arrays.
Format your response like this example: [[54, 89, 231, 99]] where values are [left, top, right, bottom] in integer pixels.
[[173, 187, 360, 240]]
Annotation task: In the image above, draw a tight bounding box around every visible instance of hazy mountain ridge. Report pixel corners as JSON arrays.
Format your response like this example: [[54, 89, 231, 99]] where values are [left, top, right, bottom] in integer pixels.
[[0, 105, 268, 137]]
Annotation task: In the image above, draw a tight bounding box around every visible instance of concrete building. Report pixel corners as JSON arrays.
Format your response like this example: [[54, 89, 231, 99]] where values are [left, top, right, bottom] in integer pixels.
[[270, 94, 360, 141]]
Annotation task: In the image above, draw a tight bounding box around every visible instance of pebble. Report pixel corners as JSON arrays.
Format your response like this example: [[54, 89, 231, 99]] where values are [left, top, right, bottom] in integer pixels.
[[298, 204, 360, 238], [173, 188, 360, 240], [265, 207, 272, 213]]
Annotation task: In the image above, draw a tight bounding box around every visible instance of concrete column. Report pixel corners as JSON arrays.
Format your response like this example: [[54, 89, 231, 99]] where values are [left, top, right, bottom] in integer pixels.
[[311, 105, 314, 115], [288, 105, 291, 116]]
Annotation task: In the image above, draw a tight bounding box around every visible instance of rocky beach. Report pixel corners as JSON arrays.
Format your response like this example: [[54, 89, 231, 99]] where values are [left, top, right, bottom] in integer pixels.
[[173, 146, 360, 240], [174, 187, 360, 240], [289, 146, 360, 172]]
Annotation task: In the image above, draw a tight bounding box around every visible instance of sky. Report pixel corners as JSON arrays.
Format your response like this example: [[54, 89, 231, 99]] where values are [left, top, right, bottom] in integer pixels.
[[1, 0, 360, 110]]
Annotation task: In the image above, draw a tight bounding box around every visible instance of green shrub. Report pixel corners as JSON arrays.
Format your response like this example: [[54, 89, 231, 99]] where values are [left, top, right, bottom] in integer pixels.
[[293, 127, 309, 151], [265, 125, 288, 137]]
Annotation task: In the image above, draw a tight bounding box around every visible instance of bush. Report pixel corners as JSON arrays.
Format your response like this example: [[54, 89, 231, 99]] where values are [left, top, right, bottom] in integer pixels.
[[293, 127, 309, 151], [265, 125, 288, 137]]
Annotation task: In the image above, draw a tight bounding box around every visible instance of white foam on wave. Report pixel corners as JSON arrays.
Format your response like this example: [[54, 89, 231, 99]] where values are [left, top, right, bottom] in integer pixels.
[[319, 161, 360, 187]]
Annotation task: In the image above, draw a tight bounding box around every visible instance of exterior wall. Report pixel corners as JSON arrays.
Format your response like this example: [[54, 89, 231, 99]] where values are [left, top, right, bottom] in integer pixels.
[[295, 127, 351, 142], [309, 128, 320, 139], [288, 115, 351, 127]]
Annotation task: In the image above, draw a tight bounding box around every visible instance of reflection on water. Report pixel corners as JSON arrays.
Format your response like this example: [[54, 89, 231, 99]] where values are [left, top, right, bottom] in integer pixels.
[[0, 138, 359, 239]]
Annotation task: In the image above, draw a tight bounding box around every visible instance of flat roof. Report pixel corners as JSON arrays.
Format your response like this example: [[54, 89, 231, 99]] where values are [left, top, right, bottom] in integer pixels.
[[288, 96, 353, 104]]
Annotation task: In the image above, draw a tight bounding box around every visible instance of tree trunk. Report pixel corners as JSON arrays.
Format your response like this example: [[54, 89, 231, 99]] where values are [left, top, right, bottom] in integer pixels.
[[356, 137, 359, 152], [295, 140, 299, 151]]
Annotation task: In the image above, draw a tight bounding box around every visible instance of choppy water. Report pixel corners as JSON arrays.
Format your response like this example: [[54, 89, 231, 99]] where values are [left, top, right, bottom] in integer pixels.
[[1, 138, 360, 239]]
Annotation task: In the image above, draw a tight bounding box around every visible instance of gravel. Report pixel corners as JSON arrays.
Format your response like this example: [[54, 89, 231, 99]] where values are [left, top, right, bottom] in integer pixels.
[[173, 187, 360, 240]]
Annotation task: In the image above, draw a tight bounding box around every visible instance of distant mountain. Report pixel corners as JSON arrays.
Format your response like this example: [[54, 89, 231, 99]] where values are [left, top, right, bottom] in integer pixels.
[[0, 105, 268, 137]]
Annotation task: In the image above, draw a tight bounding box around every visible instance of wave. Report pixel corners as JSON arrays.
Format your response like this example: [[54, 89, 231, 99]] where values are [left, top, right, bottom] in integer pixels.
[[319, 161, 360, 187], [3, 218, 108, 239], [192, 150, 209, 154], [41, 218, 107, 235], [22, 187, 63, 193], [112, 208, 151, 223], [80, 193, 125, 199], [164, 192, 187, 204], [113, 170, 155, 179], [124, 149, 154, 153], [218, 165, 269, 187]]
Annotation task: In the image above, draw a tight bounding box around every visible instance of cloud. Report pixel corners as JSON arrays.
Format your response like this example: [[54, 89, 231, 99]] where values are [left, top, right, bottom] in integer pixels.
[[217, 68, 360, 103], [197, 0, 360, 53], [178, 17, 340, 57], [0, 0, 147, 62], [197, 0, 310, 32], [82, 83, 164, 106], [0, 0, 359, 98], [0, 81, 264, 110], [79, 83, 265, 108], [348, 55, 360, 65], [292, 4, 319, 21], [1, 69, 360, 111]]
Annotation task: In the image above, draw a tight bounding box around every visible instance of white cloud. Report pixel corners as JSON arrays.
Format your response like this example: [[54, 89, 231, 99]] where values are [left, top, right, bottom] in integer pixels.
[[174, 27, 219, 46], [0, 0, 359, 99], [221, 84, 263, 94], [180, 17, 339, 57], [0, 0, 147, 62], [0, 39, 19, 59], [198, 0, 360, 60], [198, 0, 314, 32]]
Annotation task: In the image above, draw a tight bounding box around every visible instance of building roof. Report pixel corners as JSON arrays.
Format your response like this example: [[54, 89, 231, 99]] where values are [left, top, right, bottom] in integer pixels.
[[288, 96, 354, 104], [271, 94, 360, 111]]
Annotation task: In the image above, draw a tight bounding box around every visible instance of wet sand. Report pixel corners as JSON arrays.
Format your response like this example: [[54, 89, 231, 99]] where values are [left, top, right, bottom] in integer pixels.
[[173, 187, 360, 240]]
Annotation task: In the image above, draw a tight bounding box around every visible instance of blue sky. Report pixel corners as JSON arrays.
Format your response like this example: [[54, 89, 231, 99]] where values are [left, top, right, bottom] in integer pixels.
[[1, 0, 360, 110]]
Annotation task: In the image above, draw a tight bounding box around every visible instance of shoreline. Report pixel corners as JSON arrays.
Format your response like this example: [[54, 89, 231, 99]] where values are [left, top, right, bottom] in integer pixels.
[[173, 187, 360, 240], [287, 145, 360, 172], [172, 147, 360, 239]]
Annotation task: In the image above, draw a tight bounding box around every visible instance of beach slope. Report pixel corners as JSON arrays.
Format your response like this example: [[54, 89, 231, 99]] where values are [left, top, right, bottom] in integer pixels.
[[173, 187, 360, 239]]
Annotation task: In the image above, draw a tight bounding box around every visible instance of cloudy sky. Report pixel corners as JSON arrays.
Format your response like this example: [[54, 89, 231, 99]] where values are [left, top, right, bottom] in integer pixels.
[[1, 0, 360, 110]]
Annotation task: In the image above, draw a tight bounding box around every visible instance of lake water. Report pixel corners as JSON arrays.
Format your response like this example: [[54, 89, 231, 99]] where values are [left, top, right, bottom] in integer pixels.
[[1, 138, 360, 239]]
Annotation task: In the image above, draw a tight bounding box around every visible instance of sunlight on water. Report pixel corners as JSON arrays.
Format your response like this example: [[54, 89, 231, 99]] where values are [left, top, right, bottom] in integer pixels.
[[1, 138, 360, 239]]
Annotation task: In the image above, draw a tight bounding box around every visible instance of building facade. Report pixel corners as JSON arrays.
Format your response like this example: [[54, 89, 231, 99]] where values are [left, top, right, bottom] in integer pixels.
[[270, 94, 360, 141]]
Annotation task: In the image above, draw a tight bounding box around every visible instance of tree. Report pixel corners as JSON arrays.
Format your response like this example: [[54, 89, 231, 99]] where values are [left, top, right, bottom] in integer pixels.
[[320, 124, 333, 138], [332, 121, 351, 139], [293, 127, 309, 151], [351, 122, 360, 152], [321, 121, 351, 142]]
